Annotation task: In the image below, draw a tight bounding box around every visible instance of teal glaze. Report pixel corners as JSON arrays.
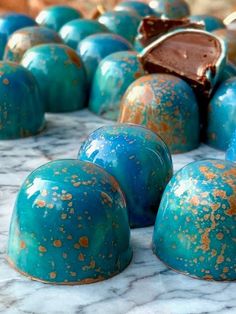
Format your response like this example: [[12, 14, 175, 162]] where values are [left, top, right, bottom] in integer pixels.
[[115, 1, 156, 18], [8, 159, 132, 284], [59, 19, 109, 50], [98, 11, 141, 43], [78, 124, 173, 228], [219, 62, 236, 83], [226, 130, 236, 162], [21, 44, 87, 113], [119, 74, 200, 154], [190, 15, 225, 32], [77, 33, 133, 85], [4, 26, 63, 63], [36, 5, 82, 32], [0, 33, 7, 59], [153, 159, 236, 281], [0, 13, 36, 39], [89, 51, 145, 120], [0, 62, 44, 139], [205, 78, 236, 151], [150, 0, 190, 18]]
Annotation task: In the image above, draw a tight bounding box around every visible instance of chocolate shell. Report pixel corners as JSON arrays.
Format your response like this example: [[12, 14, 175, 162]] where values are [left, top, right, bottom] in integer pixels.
[[139, 29, 227, 98]]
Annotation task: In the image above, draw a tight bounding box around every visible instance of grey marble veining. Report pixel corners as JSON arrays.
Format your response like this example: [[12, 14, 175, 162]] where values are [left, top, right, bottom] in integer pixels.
[[0, 109, 235, 314]]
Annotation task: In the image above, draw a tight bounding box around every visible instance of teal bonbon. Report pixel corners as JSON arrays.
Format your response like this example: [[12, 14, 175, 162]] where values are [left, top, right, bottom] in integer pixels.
[[153, 159, 236, 281], [59, 19, 109, 49], [98, 11, 141, 43], [36, 5, 82, 32], [0, 61, 44, 139], [4, 26, 62, 63], [77, 33, 132, 85], [205, 77, 236, 151], [8, 159, 132, 284], [119, 74, 200, 153], [89, 51, 145, 120], [78, 124, 173, 228], [21, 44, 87, 112]]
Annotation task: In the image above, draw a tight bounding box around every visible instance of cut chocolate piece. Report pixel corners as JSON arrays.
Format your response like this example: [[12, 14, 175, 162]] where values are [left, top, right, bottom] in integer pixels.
[[139, 29, 226, 97], [137, 16, 203, 47]]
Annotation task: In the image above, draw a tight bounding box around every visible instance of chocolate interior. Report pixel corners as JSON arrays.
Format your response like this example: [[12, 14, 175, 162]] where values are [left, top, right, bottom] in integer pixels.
[[139, 31, 222, 96], [137, 17, 203, 47]]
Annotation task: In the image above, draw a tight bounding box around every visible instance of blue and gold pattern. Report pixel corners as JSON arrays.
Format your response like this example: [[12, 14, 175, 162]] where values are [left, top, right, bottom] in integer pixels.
[[89, 51, 145, 120], [21, 44, 87, 112], [119, 74, 200, 153], [0, 61, 44, 139], [78, 124, 173, 228], [4, 26, 63, 63], [8, 159, 132, 284], [153, 159, 236, 281]]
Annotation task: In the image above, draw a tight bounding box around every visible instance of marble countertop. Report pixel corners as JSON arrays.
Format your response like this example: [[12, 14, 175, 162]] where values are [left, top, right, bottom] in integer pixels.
[[0, 110, 235, 314]]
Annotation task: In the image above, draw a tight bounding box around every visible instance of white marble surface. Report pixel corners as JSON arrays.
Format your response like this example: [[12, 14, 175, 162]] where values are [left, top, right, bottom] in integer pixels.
[[0, 110, 235, 314]]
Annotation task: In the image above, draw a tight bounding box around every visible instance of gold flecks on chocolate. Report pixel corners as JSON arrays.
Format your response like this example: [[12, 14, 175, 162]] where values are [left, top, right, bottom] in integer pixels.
[[61, 193, 72, 201], [20, 240, 26, 249], [36, 199, 46, 207], [38, 245, 47, 253], [53, 240, 62, 247], [50, 272, 57, 279], [79, 236, 89, 248], [78, 253, 85, 261], [3, 78, 9, 85], [61, 213, 67, 220]]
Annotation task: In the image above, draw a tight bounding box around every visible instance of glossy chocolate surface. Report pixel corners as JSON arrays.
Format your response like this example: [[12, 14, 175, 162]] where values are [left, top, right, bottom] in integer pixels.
[[21, 44, 87, 113], [89, 51, 145, 120], [139, 29, 226, 97], [205, 77, 236, 151], [136, 16, 203, 47], [77, 33, 133, 85], [3, 26, 63, 63], [8, 159, 132, 284], [226, 130, 236, 162], [36, 5, 82, 32], [119, 74, 200, 153], [78, 124, 173, 228], [98, 11, 141, 43], [0, 61, 44, 139], [153, 159, 236, 281]]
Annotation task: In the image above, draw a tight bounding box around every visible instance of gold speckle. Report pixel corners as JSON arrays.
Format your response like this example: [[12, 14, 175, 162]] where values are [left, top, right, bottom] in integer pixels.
[[38, 245, 47, 253], [41, 189, 48, 197], [20, 240, 26, 249], [53, 240, 62, 247], [61, 213, 67, 220], [78, 253, 85, 261], [79, 236, 89, 248], [50, 272, 57, 279], [74, 243, 80, 249], [3, 78, 9, 85], [216, 233, 224, 240], [36, 200, 46, 208], [61, 193, 72, 201], [217, 255, 224, 264], [70, 271, 76, 277]]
